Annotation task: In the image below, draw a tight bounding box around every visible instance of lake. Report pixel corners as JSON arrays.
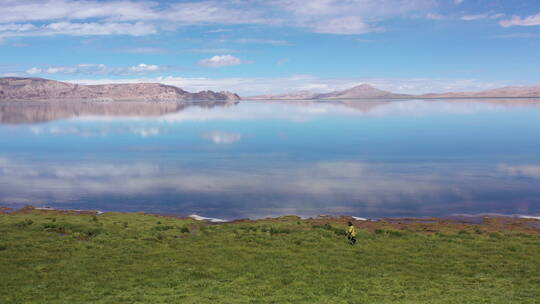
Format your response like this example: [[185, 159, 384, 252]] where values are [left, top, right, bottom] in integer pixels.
[[1, 99, 539, 220]]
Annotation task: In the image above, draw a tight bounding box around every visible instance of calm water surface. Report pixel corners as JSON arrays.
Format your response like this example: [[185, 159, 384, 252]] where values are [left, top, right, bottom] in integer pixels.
[[1, 99, 539, 219]]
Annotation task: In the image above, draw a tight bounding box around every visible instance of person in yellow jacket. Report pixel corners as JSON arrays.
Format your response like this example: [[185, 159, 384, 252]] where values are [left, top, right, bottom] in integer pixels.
[[346, 221, 357, 245]]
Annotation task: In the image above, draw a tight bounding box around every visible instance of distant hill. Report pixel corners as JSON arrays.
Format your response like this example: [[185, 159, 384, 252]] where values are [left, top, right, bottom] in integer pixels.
[[419, 86, 540, 98], [248, 84, 409, 100], [314, 84, 411, 99], [248, 90, 318, 100], [5, 78, 540, 102], [246, 83, 540, 100], [0, 77, 240, 102]]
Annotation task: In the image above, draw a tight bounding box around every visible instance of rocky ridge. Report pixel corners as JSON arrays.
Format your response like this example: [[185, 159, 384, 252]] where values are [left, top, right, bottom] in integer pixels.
[[0, 77, 240, 102]]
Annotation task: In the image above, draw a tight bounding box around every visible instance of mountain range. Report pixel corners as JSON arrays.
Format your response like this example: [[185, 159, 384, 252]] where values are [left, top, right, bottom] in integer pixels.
[[0, 77, 240, 102], [248, 84, 540, 100], [2, 77, 540, 102], [248, 84, 409, 100], [418, 86, 540, 98]]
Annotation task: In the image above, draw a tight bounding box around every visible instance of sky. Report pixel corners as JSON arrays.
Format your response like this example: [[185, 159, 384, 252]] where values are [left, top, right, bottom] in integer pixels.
[[0, 0, 539, 96]]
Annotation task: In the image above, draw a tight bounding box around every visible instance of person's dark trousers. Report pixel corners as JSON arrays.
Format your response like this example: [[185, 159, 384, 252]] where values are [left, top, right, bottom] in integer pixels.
[[348, 236, 357, 245]]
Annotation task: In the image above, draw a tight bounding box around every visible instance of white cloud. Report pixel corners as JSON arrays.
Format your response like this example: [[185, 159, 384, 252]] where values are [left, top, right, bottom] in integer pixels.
[[46, 66, 77, 74], [0, 0, 435, 27], [43, 21, 156, 36], [163, 2, 268, 25], [262, 0, 436, 35], [0, 23, 37, 41], [122, 47, 167, 54], [0, 23, 36, 31], [491, 13, 505, 19], [0, 0, 157, 23], [235, 38, 291, 46], [128, 63, 160, 73], [500, 13, 540, 27], [0, 0, 269, 25], [0, 21, 157, 39], [273, 0, 435, 34], [310, 16, 374, 35], [25, 63, 165, 75], [198, 55, 246, 68], [188, 48, 239, 54], [274, 0, 435, 18], [461, 13, 504, 21], [426, 13, 445, 20], [454, 0, 464, 4], [25, 67, 42, 74], [0, 0, 437, 39], [461, 15, 481, 21]]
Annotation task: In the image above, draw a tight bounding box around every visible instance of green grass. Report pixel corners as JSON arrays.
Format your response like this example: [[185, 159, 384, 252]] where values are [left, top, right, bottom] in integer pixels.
[[1, 211, 539, 303]]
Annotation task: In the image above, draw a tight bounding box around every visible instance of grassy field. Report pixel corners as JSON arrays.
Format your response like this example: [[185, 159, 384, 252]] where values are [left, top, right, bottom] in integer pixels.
[[1, 207, 539, 304]]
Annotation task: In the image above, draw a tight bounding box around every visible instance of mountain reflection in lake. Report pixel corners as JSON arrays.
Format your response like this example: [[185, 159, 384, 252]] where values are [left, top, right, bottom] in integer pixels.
[[1, 99, 539, 219]]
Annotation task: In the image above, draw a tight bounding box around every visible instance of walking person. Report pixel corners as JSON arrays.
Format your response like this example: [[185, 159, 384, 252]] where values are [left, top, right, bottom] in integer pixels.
[[346, 221, 357, 245]]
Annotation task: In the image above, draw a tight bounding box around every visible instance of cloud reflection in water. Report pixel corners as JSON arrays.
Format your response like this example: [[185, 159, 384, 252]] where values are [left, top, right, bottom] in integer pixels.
[[1, 99, 539, 219], [1, 156, 539, 219]]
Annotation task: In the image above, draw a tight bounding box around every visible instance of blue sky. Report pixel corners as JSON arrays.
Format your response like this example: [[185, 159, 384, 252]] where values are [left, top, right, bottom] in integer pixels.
[[1, 0, 540, 95]]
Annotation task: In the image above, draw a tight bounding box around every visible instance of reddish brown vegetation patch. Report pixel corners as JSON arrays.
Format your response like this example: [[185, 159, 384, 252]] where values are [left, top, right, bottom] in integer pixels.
[[4, 206, 539, 235], [307, 215, 540, 235], [11, 205, 100, 216], [0, 206, 13, 214]]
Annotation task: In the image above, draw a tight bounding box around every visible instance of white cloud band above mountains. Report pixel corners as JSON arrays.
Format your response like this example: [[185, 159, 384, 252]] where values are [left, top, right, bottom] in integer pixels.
[[25, 63, 165, 76], [69, 74, 506, 96]]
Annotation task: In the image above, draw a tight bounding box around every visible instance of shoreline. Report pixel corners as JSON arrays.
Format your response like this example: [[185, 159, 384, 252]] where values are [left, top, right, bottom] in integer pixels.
[[3, 205, 539, 233]]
